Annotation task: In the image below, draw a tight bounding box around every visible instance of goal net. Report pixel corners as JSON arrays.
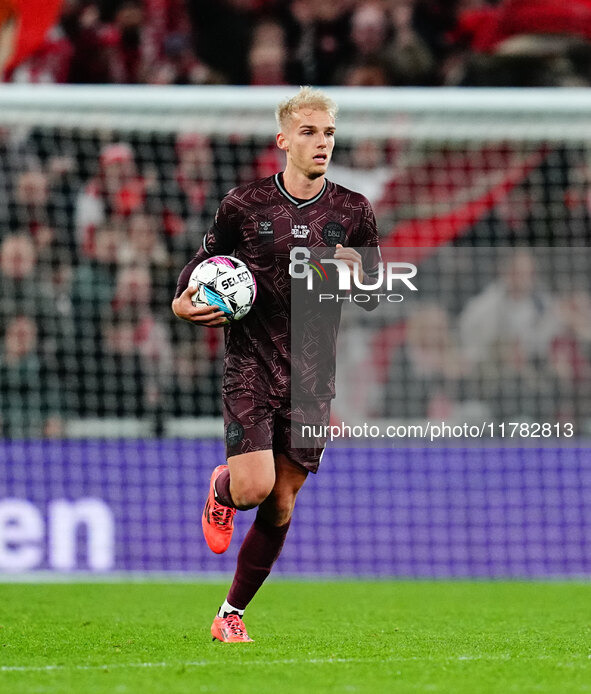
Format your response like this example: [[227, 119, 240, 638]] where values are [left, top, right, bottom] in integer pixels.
[[0, 86, 589, 576]]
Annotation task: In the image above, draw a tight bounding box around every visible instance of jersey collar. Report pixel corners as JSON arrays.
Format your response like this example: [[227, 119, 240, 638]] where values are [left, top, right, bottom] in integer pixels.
[[274, 173, 327, 209]]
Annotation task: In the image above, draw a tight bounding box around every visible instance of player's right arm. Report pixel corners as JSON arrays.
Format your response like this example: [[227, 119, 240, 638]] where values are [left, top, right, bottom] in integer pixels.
[[171, 193, 241, 327], [171, 286, 227, 327]]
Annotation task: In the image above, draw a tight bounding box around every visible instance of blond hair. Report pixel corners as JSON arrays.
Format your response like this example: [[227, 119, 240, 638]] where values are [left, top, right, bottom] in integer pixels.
[[275, 86, 338, 130]]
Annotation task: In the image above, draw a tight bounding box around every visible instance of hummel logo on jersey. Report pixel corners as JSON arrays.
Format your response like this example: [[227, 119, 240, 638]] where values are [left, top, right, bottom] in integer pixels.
[[291, 224, 310, 238], [257, 220, 274, 242]]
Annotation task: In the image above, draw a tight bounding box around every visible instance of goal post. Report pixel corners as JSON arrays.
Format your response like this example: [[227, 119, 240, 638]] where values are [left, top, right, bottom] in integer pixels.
[[2, 84, 591, 138]]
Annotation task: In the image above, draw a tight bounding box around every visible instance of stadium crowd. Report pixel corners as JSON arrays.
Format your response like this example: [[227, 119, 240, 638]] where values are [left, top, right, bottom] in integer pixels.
[[1, 121, 591, 437], [1, 0, 591, 437], [4, 0, 591, 87]]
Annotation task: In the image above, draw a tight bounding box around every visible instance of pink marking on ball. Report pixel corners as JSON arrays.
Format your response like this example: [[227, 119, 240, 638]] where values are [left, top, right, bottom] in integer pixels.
[[210, 256, 235, 268]]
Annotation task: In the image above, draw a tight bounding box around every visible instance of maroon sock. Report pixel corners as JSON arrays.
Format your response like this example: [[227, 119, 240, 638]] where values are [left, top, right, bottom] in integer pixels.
[[214, 468, 236, 508], [226, 511, 291, 611]]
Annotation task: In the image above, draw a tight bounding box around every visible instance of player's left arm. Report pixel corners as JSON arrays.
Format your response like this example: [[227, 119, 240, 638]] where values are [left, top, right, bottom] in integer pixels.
[[334, 244, 364, 283], [335, 197, 381, 311]]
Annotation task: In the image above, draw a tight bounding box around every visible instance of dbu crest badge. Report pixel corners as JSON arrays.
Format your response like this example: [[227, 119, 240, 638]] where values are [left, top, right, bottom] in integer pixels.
[[226, 421, 244, 447], [322, 221, 346, 246]]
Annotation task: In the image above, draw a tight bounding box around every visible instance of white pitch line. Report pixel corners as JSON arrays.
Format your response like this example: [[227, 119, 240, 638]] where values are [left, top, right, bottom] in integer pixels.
[[2, 654, 591, 673], [1, 658, 379, 673]]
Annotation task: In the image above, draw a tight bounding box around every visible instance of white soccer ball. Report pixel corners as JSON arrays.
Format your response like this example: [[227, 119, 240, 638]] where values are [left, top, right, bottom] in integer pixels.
[[188, 256, 256, 322]]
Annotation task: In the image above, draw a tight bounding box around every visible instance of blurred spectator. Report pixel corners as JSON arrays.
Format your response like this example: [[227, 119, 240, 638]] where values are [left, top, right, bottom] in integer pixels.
[[119, 212, 168, 267], [384, 0, 436, 85], [98, 265, 173, 418], [173, 133, 214, 220], [335, 0, 436, 86], [5, 0, 591, 87], [76, 140, 185, 260], [110, 0, 146, 83], [329, 139, 392, 206], [384, 304, 471, 420], [169, 326, 224, 417], [0, 130, 43, 232], [287, 0, 354, 85], [11, 170, 51, 229], [459, 249, 561, 420], [146, 33, 223, 85], [548, 289, 591, 425], [71, 224, 121, 318], [459, 249, 557, 367], [64, 2, 123, 83], [1, 233, 40, 317], [65, 0, 189, 84], [188, 0, 259, 84], [72, 258, 174, 421], [0, 230, 76, 392], [7, 157, 77, 261], [248, 18, 290, 85], [352, 1, 390, 59], [8, 170, 58, 257], [141, 0, 205, 83], [334, 2, 391, 84], [552, 290, 591, 364], [70, 224, 121, 416], [0, 315, 65, 437], [75, 142, 146, 256]]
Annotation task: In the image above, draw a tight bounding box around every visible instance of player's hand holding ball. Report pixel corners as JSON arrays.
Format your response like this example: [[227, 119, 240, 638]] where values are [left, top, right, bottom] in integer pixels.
[[172, 255, 256, 327], [171, 286, 227, 327]]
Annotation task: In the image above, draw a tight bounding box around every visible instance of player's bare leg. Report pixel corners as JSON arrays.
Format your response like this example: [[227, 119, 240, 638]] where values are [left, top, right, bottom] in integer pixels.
[[257, 454, 308, 526], [227, 450, 277, 509], [211, 453, 308, 642]]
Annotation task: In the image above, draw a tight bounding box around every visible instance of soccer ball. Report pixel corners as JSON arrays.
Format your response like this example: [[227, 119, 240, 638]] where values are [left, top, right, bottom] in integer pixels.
[[189, 256, 256, 321]]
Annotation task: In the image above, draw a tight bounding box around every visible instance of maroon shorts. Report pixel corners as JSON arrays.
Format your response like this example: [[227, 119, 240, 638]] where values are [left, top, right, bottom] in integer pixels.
[[222, 390, 332, 473]]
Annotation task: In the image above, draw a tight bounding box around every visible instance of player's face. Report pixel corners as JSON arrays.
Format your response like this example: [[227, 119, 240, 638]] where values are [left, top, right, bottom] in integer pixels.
[[278, 108, 336, 180]]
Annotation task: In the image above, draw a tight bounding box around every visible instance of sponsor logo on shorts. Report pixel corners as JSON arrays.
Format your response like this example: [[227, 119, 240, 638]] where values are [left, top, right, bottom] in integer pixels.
[[322, 221, 346, 246], [226, 421, 245, 447]]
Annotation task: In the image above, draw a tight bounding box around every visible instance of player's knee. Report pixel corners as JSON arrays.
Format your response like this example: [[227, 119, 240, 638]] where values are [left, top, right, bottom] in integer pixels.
[[231, 480, 274, 510], [268, 506, 294, 526], [259, 495, 296, 526]]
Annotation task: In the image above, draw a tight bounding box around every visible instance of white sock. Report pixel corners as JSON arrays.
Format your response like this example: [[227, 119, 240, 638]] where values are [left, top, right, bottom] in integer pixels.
[[218, 599, 244, 618]]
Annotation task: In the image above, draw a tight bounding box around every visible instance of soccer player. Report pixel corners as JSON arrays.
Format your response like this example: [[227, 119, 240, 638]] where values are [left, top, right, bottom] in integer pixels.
[[172, 86, 380, 642]]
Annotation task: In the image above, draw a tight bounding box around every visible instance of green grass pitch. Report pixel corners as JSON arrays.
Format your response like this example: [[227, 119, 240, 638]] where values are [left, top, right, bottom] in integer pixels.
[[1, 580, 590, 694]]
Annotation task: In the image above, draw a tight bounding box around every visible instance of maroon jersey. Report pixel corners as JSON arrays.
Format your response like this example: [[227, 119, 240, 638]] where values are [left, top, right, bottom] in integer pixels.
[[175, 173, 380, 399]]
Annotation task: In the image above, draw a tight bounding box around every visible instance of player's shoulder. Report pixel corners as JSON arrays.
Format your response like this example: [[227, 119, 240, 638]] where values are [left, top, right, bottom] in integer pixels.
[[223, 176, 277, 205], [326, 179, 373, 210]]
